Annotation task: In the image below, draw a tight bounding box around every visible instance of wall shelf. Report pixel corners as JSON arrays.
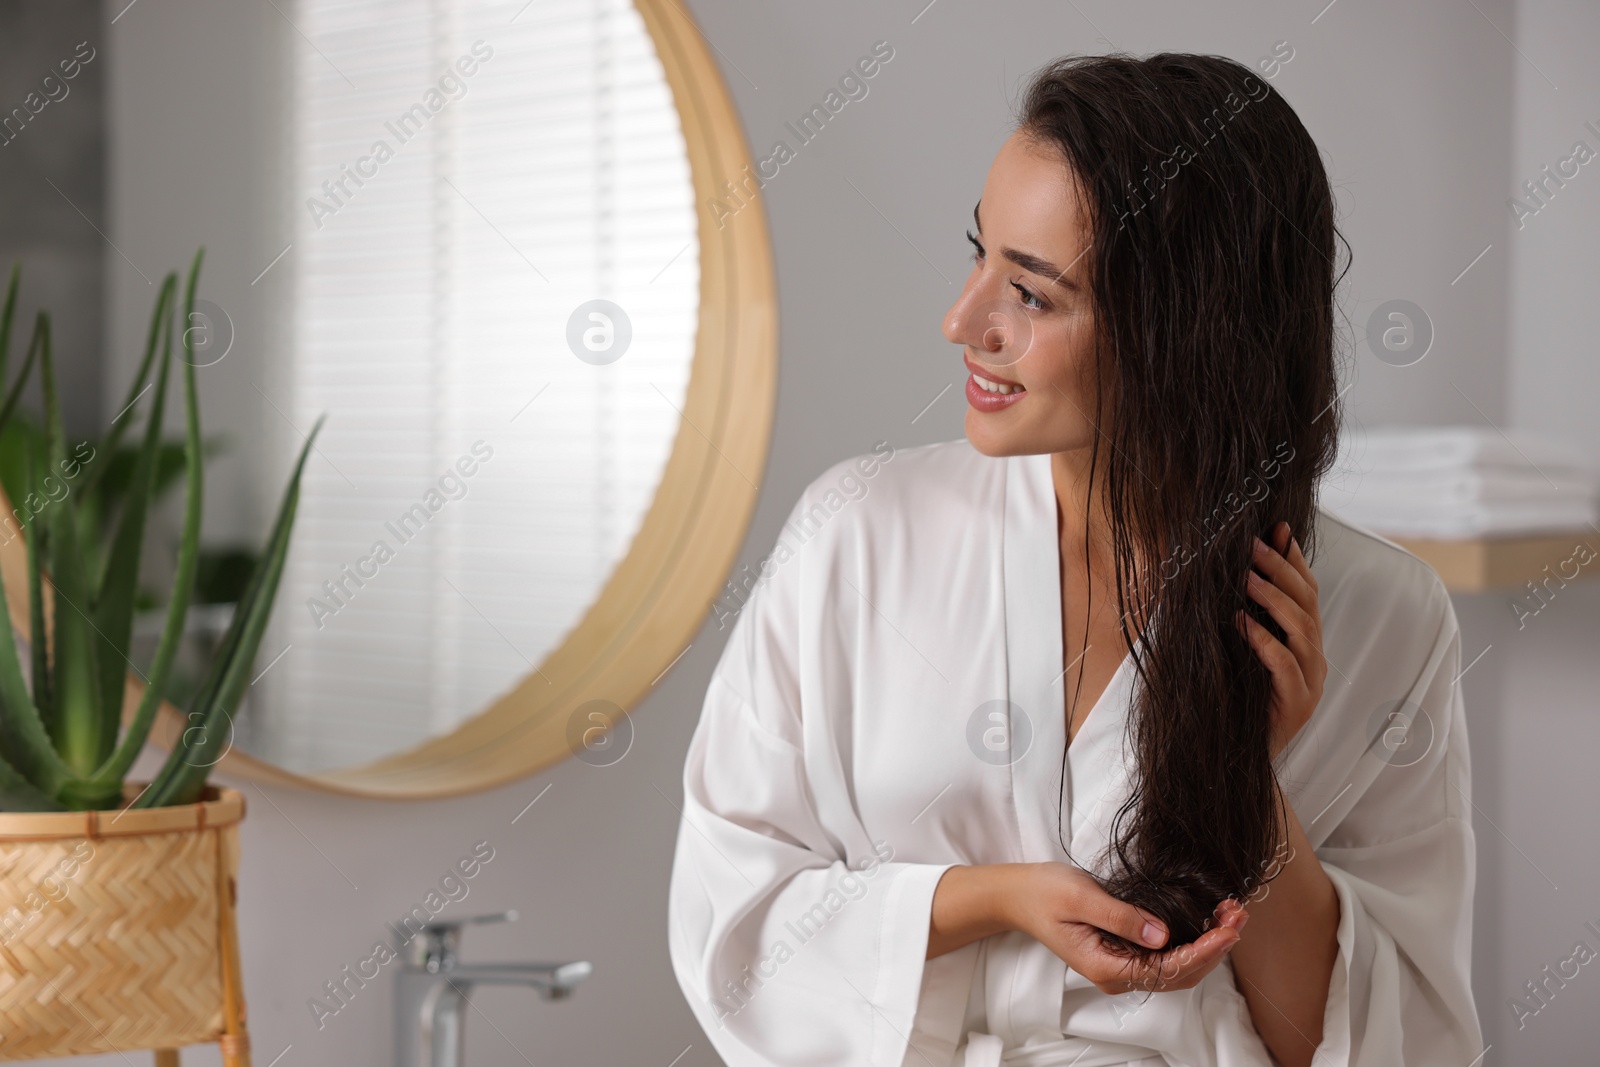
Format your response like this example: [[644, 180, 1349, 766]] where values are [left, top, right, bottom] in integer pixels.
[[1390, 531, 1599, 593]]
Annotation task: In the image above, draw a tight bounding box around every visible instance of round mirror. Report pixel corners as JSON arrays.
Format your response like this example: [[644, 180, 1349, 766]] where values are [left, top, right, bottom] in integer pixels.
[[128, 0, 775, 796]]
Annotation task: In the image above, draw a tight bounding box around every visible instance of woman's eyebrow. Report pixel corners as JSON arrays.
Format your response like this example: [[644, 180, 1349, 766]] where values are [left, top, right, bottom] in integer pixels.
[[1002, 247, 1069, 284], [974, 200, 1081, 289]]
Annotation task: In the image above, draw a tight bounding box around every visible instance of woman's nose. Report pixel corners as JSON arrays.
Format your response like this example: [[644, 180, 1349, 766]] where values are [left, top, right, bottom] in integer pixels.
[[944, 277, 1030, 366], [942, 274, 997, 350]]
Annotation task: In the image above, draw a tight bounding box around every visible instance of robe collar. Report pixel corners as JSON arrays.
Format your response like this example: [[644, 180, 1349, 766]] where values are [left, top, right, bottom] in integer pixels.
[[993, 451, 1142, 1044], [1003, 451, 1144, 873]]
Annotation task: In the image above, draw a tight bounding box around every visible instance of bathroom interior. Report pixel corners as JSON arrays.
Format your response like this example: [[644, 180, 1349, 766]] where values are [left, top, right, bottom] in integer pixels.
[[0, 0, 1596, 1063]]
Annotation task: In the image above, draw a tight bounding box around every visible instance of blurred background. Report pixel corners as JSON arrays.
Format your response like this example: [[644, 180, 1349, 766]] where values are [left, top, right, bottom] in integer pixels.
[[4, 0, 1597, 1063]]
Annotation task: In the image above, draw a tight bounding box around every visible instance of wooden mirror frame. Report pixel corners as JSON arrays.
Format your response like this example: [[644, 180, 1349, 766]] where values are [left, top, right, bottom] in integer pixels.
[[4, 0, 776, 799]]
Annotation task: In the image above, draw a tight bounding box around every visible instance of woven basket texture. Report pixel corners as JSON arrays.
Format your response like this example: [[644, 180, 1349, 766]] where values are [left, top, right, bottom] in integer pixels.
[[0, 788, 241, 1061]]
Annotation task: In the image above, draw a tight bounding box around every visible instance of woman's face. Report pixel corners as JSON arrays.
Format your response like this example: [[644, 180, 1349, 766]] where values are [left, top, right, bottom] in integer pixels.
[[944, 129, 1105, 457]]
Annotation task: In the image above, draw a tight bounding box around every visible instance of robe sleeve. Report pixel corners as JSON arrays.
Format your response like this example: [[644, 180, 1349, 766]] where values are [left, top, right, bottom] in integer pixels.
[[1309, 579, 1484, 1065], [667, 491, 957, 1067]]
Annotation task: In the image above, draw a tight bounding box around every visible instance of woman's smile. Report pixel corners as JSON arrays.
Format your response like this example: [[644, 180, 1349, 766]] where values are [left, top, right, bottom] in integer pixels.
[[964, 352, 1028, 412]]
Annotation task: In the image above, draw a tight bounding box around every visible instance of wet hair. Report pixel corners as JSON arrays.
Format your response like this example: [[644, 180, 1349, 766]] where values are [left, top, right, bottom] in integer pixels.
[[1016, 53, 1346, 954]]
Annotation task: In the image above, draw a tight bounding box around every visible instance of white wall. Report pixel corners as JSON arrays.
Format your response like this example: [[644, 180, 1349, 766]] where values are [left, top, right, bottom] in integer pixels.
[[61, 0, 1597, 1063]]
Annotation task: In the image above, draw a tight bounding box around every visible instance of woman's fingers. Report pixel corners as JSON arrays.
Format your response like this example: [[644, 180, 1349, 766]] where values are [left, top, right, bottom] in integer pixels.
[[1237, 608, 1302, 686], [1031, 878, 1254, 995], [1128, 902, 1249, 991], [1239, 524, 1328, 758], [1247, 546, 1318, 647], [1243, 580, 1317, 680], [1253, 525, 1317, 619], [1275, 522, 1320, 606], [1211, 896, 1250, 933], [1071, 876, 1169, 949], [1079, 916, 1243, 994], [1245, 547, 1324, 695], [1282, 528, 1318, 598]]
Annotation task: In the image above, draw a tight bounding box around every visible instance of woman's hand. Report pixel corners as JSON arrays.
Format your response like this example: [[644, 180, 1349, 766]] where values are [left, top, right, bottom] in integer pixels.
[[1013, 864, 1248, 993], [928, 863, 1248, 994], [1237, 521, 1326, 760]]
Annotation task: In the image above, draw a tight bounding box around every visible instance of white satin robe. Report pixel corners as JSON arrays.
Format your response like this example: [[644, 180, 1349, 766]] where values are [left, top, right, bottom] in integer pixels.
[[668, 439, 1482, 1067]]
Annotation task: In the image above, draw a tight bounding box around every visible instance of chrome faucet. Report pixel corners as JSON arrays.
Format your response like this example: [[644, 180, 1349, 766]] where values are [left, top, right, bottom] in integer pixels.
[[394, 910, 592, 1067]]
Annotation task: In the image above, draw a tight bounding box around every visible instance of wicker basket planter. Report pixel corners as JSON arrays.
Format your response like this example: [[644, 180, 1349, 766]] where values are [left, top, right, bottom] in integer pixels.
[[0, 785, 251, 1065]]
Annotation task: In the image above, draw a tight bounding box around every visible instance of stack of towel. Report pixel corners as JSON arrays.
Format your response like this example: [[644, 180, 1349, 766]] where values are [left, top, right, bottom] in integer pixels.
[[1320, 425, 1599, 538]]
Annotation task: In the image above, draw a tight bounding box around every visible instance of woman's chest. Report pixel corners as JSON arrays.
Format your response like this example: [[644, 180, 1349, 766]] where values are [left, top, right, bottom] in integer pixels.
[[832, 623, 1139, 868]]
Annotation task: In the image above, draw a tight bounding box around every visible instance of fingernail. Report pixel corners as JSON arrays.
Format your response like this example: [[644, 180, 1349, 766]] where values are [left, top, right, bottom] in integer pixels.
[[1142, 921, 1167, 947]]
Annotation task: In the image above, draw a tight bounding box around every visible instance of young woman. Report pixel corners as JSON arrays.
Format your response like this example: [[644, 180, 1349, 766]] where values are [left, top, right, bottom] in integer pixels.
[[668, 53, 1481, 1067]]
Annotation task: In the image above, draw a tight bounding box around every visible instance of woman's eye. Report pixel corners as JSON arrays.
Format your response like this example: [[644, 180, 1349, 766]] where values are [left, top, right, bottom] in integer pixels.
[[1012, 281, 1043, 309], [965, 229, 984, 261]]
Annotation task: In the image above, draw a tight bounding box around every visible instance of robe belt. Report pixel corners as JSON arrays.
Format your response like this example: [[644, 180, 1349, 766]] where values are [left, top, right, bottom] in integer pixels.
[[959, 1031, 1167, 1067]]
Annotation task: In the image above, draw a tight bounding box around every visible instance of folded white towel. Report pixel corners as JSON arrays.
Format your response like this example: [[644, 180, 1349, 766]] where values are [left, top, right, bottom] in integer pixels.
[[1321, 424, 1599, 538], [1336, 425, 1596, 476], [1325, 497, 1598, 538], [1332, 468, 1599, 508]]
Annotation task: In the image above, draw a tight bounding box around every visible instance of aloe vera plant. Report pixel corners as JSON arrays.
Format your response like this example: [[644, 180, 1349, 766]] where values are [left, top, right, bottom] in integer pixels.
[[0, 250, 319, 811]]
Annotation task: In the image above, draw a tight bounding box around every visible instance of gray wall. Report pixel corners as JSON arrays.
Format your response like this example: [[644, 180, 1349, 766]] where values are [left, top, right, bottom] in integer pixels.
[[99, 0, 283, 548], [0, 0, 105, 435], [39, 0, 1600, 1063], [1492, 0, 1600, 1060]]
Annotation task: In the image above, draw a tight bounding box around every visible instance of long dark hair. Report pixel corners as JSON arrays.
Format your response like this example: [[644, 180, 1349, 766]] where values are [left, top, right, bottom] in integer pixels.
[[1018, 53, 1346, 953]]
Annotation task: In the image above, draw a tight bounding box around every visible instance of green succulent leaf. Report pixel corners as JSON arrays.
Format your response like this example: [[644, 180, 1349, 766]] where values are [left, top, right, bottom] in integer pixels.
[[77, 274, 177, 502], [0, 555, 73, 796], [0, 307, 74, 799], [0, 746, 65, 812], [0, 324, 42, 437], [91, 261, 203, 791], [0, 264, 19, 390], [37, 316, 108, 780], [0, 250, 315, 810], [90, 274, 177, 771], [24, 430, 52, 740], [0, 541, 75, 797], [137, 415, 320, 808]]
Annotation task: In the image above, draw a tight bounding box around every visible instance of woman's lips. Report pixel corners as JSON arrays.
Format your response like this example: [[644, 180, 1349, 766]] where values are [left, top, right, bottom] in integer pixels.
[[963, 355, 1027, 412], [965, 374, 1027, 411]]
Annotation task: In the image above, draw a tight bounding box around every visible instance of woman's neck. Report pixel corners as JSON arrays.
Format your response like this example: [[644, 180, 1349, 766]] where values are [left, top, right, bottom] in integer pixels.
[[1051, 446, 1160, 635], [1050, 446, 1116, 567]]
